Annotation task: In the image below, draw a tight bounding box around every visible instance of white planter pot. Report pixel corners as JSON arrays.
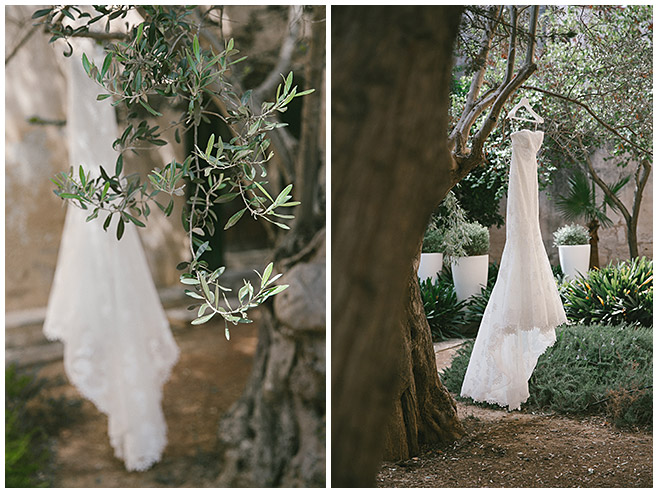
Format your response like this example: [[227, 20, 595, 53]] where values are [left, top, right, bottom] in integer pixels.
[[451, 254, 489, 301], [418, 252, 444, 282], [559, 244, 591, 280]]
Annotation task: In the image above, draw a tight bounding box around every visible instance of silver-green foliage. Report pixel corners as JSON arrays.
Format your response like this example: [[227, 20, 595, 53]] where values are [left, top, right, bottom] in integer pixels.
[[553, 223, 590, 246], [427, 191, 471, 257], [443, 221, 489, 257], [39, 6, 314, 334]]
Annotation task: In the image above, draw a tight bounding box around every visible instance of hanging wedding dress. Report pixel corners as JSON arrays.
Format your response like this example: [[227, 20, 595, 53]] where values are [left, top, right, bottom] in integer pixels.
[[43, 39, 179, 471], [460, 129, 567, 411]]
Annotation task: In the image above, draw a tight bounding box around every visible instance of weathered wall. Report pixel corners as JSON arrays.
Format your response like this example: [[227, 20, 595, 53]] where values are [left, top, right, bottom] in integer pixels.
[[489, 148, 653, 266], [6, 5, 70, 311]]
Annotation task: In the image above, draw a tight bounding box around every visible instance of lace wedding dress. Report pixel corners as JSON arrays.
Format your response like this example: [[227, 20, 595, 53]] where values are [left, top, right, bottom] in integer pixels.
[[460, 129, 567, 411], [43, 40, 179, 471]]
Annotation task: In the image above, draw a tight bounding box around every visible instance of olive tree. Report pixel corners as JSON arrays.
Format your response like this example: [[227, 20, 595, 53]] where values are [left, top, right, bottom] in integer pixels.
[[34, 5, 325, 486], [332, 5, 549, 486], [528, 5, 652, 259]]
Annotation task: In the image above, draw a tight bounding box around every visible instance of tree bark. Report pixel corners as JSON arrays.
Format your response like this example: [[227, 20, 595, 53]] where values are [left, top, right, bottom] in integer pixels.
[[212, 9, 326, 486], [332, 6, 463, 487], [587, 218, 601, 269], [215, 229, 326, 487], [293, 5, 325, 244], [384, 247, 465, 460]]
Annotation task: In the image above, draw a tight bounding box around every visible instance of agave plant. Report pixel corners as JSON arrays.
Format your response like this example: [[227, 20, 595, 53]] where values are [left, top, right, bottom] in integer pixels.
[[555, 169, 629, 268], [419, 272, 468, 341]]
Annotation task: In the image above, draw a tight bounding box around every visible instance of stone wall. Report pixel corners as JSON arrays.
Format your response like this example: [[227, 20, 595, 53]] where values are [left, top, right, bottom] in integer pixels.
[[6, 5, 70, 311]]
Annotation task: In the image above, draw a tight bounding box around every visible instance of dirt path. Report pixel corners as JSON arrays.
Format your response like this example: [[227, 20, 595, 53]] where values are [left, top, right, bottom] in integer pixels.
[[378, 401, 652, 488], [36, 312, 259, 487]]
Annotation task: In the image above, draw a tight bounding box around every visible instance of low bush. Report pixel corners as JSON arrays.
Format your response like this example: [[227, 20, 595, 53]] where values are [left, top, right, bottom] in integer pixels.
[[463, 262, 499, 330], [561, 256, 653, 328], [422, 228, 444, 253], [420, 263, 500, 341], [440, 323, 652, 429], [5, 365, 82, 487], [6, 366, 51, 487], [553, 223, 590, 246]]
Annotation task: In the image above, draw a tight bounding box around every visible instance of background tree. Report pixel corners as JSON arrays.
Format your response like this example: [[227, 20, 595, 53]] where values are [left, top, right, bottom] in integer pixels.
[[35, 5, 325, 486], [528, 5, 652, 259]]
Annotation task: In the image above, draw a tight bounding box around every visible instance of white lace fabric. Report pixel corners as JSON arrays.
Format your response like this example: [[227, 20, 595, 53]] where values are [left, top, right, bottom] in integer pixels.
[[460, 130, 567, 411], [43, 40, 179, 471]]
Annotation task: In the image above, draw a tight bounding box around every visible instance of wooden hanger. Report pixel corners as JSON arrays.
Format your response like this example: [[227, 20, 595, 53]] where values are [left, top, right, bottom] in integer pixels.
[[507, 97, 544, 129]]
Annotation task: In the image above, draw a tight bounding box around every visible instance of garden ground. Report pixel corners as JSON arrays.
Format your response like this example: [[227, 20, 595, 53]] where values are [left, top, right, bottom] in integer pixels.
[[34, 310, 260, 488], [18, 330, 652, 487], [377, 339, 652, 488]]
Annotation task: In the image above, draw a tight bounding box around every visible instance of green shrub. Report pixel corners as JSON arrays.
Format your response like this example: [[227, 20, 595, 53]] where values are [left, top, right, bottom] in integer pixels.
[[422, 228, 444, 253], [551, 263, 565, 283], [440, 323, 653, 429], [444, 221, 489, 257], [420, 263, 500, 342], [5, 366, 50, 487], [439, 339, 474, 394], [553, 223, 590, 246], [561, 256, 653, 328], [419, 275, 467, 341], [5, 365, 82, 487], [6, 407, 47, 487]]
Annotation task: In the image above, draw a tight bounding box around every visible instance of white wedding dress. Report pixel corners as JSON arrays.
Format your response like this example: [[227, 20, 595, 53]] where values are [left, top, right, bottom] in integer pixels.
[[43, 40, 179, 471], [460, 129, 567, 411]]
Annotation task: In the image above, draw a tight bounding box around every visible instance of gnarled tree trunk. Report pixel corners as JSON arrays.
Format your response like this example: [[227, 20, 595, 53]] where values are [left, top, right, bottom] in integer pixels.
[[213, 7, 326, 486], [215, 230, 326, 487], [332, 6, 464, 487], [384, 248, 465, 460]]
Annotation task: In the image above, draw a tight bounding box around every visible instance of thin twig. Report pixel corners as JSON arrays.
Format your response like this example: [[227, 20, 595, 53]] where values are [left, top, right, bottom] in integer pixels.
[[522, 85, 652, 157], [5, 23, 39, 65], [67, 30, 129, 41]]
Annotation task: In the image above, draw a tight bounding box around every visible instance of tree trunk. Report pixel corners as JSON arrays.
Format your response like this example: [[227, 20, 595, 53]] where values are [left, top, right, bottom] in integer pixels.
[[215, 230, 326, 487], [587, 218, 600, 269], [332, 6, 463, 487], [294, 6, 325, 242], [384, 247, 465, 460], [213, 10, 326, 486]]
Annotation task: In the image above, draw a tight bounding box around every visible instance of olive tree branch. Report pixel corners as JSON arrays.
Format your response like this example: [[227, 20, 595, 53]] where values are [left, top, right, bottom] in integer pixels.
[[522, 84, 653, 158]]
